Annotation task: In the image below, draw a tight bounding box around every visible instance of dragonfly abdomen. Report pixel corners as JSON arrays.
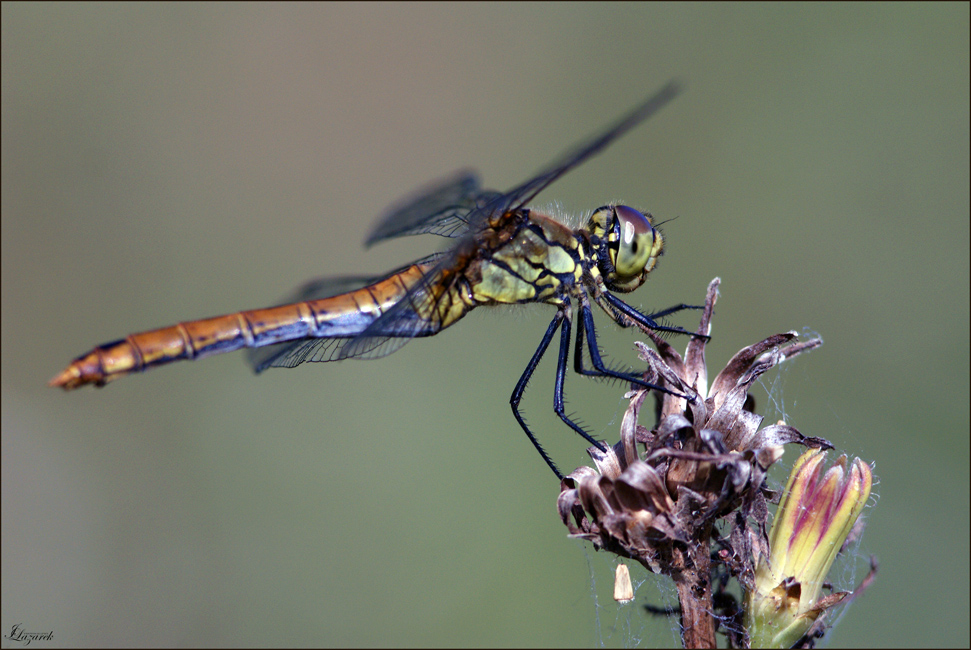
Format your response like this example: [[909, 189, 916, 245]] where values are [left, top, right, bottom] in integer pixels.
[[49, 263, 430, 389], [48, 306, 309, 389]]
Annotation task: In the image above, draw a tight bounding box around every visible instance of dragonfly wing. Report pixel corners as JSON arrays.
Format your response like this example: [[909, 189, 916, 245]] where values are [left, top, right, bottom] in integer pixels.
[[245, 275, 375, 373], [258, 251, 446, 309], [249, 337, 352, 372], [337, 262, 449, 361], [365, 82, 680, 253], [479, 81, 683, 225], [364, 170, 501, 247], [247, 253, 449, 372]]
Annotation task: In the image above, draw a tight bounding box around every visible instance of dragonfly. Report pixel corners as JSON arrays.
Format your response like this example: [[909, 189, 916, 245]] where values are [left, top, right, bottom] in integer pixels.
[[50, 80, 700, 478]]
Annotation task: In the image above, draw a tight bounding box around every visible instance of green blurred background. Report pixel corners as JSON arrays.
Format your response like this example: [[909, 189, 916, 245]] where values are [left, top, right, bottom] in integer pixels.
[[2, 3, 967, 647]]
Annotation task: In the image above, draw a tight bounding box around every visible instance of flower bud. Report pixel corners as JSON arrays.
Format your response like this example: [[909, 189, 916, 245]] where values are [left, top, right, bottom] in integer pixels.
[[745, 449, 872, 648]]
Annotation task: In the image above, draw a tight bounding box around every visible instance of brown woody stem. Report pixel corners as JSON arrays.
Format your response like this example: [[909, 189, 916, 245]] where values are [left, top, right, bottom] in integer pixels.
[[672, 523, 716, 648]]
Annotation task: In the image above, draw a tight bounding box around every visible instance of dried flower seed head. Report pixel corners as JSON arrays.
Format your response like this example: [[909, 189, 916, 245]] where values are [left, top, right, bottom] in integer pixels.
[[556, 278, 857, 648], [559, 279, 829, 564]]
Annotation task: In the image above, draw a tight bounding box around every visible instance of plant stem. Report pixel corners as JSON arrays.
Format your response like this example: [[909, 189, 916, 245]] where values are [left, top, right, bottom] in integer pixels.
[[673, 523, 716, 648]]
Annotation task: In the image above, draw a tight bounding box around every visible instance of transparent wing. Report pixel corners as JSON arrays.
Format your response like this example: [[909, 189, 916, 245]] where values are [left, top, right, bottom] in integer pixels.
[[249, 337, 350, 371], [364, 170, 502, 247], [336, 262, 450, 361], [261, 275, 379, 308], [507, 80, 681, 211], [246, 253, 448, 373], [246, 275, 376, 373], [365, 81, 680, 255], [247, 254, 446, 372], [462, 80, 684, 234]]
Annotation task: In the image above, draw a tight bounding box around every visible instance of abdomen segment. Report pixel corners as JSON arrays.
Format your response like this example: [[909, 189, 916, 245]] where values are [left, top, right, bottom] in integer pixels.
[[49, 262, 431, 390]]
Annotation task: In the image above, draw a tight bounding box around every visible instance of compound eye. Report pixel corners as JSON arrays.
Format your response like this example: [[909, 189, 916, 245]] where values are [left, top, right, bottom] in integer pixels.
[[613, 205, 657, 278], [615, 205, 652, 239]]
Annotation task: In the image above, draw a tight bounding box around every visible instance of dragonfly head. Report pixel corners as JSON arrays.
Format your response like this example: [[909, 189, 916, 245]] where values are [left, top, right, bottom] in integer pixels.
[[587, 204, 664, 292]]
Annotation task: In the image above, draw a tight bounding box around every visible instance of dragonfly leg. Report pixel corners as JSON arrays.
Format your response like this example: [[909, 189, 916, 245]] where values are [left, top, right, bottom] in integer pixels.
[[551, 312, 611, 454], [645, 302, 704, 321], [510, 313, 568, 478], [577, 299, 691, 400], [572, 311, 620, 379], [601, 292, 710, 341], [510, 310, 608, 479], [571, 304, 643, 379]]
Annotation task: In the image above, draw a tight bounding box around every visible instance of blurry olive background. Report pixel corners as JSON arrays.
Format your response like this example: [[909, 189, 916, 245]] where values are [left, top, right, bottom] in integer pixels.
[[3, 4, 967, 647]]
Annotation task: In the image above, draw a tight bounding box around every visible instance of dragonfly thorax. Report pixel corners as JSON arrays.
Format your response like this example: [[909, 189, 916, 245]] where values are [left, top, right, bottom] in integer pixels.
[[585, 204, 664, 293]]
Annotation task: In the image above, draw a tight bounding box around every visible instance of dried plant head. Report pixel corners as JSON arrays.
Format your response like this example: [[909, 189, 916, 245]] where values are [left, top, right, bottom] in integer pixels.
[[556, 278, 873, 648]]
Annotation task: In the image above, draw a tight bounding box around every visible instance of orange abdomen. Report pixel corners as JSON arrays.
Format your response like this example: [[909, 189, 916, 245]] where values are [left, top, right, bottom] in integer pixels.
[[49, 262, 433, 390]]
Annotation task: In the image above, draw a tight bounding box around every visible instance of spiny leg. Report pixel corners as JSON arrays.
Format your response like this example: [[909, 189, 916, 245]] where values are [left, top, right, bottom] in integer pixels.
[[510, 313, 567, 479], [550, 312, 610, 454], [573, 309, 632, 380], [601, 292, 709, 341], [576, 299, 690, 400], [644, 302, 705, 321], [510, 309, 607, 479]]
